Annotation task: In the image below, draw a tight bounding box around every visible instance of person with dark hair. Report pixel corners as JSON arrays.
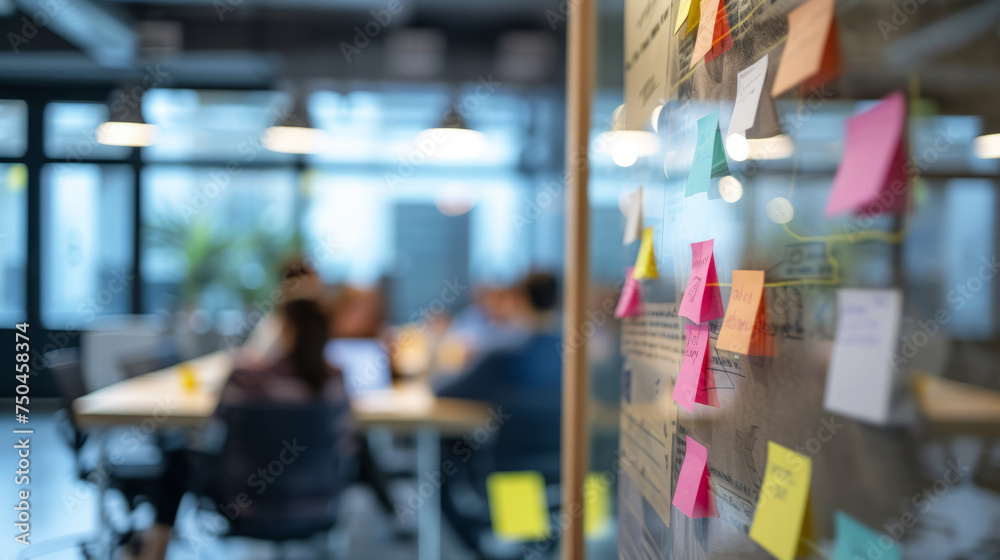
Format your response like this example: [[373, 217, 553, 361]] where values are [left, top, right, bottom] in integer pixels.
[[434, 272, 563, 553], [131, 299, 350, 560], [239, 257, 326, 365]]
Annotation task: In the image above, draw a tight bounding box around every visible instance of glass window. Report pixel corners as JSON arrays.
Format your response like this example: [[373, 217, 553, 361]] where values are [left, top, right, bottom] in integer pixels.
[[142, 89, 294, 164], [141, 165, 297, 320], [0, 100, 28, 158], [41, 164, 134, 328], [0, 164, 28, 323], [302, 169, 533, 288], [45, 102, 132, 161]]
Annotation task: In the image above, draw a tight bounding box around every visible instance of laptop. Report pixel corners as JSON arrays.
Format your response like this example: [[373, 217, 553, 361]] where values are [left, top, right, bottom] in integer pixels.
[[323, 338, 392, 398]]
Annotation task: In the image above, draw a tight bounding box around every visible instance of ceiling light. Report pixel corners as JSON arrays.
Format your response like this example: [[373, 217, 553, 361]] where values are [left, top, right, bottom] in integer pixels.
[[719, 176, 743, 202], [416, 106, 486, 160], [973, 133, 1000, 159], [725, 133, 750, 162], [747, 134, 795, 160], [97, 87, 158, 147], [651, 104, 664, 133], [263, 89, 326, 155], [766, 197, 795, 224], [597, 130, 659, 167]]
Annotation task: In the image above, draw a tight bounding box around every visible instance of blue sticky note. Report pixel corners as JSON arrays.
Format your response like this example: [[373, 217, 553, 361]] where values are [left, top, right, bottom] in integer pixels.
[[833, 511, 901, 560], [685, 110, 730, 197]]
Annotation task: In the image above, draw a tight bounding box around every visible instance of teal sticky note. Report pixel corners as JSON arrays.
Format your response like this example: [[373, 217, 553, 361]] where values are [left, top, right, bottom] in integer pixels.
[[833, 511, 901, 560], [685, 110, 731, 197]]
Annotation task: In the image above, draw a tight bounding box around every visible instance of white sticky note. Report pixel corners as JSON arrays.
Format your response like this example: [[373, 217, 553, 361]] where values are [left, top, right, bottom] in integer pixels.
[[727, 54, 769, 139], [623, 187, 643, 246], [824, 289, 902, 425]]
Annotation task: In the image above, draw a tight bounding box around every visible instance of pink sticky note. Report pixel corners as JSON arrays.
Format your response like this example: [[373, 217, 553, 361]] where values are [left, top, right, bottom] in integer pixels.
[[825, 91, 909, 217], [679, 240, 725, 323], [674, 323, 709, 413], [672, 436, 717, 519], [696, 351, 720, 408], [615, 267, 643, 319]]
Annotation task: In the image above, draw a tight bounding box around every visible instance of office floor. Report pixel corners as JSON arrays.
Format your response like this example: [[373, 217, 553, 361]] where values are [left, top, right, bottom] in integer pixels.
[[1, 408, 475, 560]]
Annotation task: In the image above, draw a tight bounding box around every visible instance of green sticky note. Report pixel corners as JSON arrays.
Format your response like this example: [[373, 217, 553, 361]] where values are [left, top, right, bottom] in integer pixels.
[[685, 110, 730, 197], [833, 511, 901, 560]]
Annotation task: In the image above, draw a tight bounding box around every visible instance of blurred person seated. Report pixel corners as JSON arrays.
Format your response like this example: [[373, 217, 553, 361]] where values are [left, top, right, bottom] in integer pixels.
[[432, 284, 538, 375], [435, 272, 561, 400], [331, 284, 387, 339], [131, 299, 352, 560], [433, 272, 563, 555], [238, 257, 326, 365]]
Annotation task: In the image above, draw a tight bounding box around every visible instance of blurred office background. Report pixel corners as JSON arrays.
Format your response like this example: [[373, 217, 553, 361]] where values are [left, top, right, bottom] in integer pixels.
[[2, 0, 1000, 558]]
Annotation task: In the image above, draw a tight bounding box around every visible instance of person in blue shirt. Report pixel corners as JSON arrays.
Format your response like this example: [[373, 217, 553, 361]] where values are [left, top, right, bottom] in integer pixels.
[[434, 272, 563, 555]]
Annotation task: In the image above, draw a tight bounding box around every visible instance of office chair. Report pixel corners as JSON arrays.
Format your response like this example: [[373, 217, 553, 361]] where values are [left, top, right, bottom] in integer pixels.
[[197, 401, 354, 558], [26, 348, 169, 560], [441, 392, 563, 560]]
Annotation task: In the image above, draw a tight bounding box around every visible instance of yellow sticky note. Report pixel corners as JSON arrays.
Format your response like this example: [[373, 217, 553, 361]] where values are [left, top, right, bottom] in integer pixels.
[[178, 363, 199, 393], [717, 270, 772, 356], [584, 473, 611, 537], [685, 0, 700, 36], [487, 471, 550, 541], [750, 441, 812, 560], [674, 0, 693, 34], [633, 227, 659, 279]]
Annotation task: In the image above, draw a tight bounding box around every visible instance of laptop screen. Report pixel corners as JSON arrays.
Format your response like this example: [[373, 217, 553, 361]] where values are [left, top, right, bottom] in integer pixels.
[[324, 338, 392, 397]]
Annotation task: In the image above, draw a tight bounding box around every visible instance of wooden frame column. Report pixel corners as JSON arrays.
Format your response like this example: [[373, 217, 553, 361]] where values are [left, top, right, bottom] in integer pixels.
[[560, 0, 594, 557]]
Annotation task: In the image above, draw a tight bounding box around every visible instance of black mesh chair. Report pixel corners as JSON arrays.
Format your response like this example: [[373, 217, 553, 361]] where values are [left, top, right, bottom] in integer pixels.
[[441, 392, 562, 560], [199, 401, 355, 557], [26, 349, 168, 560]]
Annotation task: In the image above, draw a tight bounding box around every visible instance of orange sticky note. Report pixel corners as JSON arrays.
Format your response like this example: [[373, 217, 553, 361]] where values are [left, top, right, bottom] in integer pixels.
[[689, 0, 721, 69], [716, 270, 773, 356], [704, 0, 733, 64], [615, 267, 643, 319], [771, 0, 841, 96], [672, 436, 717, 519]]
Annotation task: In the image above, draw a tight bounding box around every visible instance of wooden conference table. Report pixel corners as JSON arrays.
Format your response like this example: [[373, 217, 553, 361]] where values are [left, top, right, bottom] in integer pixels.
[[72, 350, 491, 560]]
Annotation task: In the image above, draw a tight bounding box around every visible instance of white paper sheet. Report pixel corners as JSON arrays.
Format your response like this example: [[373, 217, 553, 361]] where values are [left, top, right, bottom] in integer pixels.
[[824, 289, 902, 425]]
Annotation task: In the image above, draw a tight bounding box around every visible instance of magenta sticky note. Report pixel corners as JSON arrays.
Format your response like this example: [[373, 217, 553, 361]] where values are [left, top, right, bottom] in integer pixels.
[[696, 353, 720, 408], [615, 267, 643, 319], [679, 240, 725, 323], [672, 436, 717, 519], [825, 91, 909, 217], [674, 322, 709, 413]]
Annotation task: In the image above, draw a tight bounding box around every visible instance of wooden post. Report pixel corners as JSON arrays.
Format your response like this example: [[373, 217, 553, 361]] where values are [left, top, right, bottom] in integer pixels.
[[561, 0, 594, 557]]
